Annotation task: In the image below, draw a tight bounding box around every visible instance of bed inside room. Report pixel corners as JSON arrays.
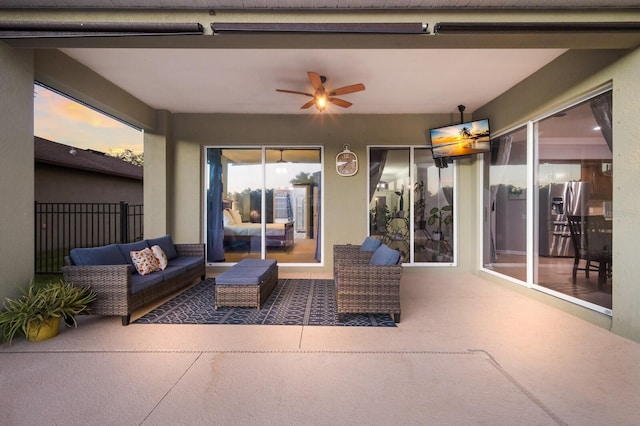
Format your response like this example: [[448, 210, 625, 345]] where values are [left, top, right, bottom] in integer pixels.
[[222, 207, 294, 251]]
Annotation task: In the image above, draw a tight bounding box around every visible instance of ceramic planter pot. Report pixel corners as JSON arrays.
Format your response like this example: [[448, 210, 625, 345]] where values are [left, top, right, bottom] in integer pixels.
[[27, 317, 60, 342]]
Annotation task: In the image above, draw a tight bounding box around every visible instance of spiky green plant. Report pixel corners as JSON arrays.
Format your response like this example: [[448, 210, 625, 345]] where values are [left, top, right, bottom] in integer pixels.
[[0, 279, 96, 344]]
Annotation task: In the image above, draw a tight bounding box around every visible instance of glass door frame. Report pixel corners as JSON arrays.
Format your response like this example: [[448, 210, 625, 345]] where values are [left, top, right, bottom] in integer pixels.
[[368, 145, 458, 267], [480, 84, 613, 316], [203, 145, 325, 267]]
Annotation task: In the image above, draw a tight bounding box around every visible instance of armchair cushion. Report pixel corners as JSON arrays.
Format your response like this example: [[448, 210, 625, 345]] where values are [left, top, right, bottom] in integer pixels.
[[360, 236, 382, 252], [369, 244, 401, 266]]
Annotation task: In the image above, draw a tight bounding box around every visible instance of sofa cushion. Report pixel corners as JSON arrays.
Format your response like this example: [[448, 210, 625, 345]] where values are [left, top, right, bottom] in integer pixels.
[[369, 244, 401, 266], [151, 245, 169, 270], [215, 267, 272, 285], [360, 236, 382, 252], [70, 244, 128, 266], [130, 272, 164, 293], [147, 235, 179, 260], [169, 256, 204, 271], [118, 240, 150, 265], [130, 248, 160, 275], [159, 264, 189, 281]]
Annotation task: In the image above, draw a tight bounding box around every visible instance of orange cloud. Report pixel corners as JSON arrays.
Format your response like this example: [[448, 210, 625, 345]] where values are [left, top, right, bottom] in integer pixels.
[[34, 85, 142, 153]]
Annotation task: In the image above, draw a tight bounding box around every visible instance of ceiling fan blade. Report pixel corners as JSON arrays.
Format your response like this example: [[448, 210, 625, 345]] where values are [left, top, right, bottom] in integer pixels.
[[329, 83, 366, 96], [329, 97, 352, 108], [276, 89, 313, 97], [301, 100, 316, 109], [307, 72, 324, 90]]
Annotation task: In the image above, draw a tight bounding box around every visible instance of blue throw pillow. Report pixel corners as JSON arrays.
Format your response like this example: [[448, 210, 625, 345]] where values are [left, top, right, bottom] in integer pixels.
[[146, 235, 179, 260], [369, 244, 401, 266], [360, 236, 382, 252]]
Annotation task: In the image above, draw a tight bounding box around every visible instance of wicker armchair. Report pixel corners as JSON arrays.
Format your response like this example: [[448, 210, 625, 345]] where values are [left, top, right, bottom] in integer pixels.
[[334, 244, 402, 323]]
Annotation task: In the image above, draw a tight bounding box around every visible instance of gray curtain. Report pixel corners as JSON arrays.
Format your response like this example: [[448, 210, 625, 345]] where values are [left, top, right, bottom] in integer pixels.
[[590, 91, 613, 152], [206, 148, 225, 262], [369, 149, 388, 202]]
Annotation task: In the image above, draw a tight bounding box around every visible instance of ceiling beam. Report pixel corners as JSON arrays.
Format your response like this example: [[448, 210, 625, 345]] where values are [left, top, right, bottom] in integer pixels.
[[211, 22, 427, 34], [0, 21, 204, 38]]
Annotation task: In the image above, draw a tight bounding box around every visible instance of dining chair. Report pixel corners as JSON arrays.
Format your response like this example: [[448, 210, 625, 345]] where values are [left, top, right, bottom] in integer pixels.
[[566, 215, 612, 289]]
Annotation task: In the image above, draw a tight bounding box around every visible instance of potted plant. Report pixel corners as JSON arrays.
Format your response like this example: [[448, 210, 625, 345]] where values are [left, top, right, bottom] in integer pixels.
[[428, 204, 453, 240], [0, 279, 96, 344], [414, 181, 426, 229]]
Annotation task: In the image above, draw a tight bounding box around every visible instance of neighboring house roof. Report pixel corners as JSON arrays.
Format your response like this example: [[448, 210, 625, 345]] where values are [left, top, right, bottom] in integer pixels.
[[34, 136, 143, 181]]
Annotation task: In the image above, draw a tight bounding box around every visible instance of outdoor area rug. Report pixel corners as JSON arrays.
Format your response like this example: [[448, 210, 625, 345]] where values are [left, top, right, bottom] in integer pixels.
[[134, 278, 396, 327]]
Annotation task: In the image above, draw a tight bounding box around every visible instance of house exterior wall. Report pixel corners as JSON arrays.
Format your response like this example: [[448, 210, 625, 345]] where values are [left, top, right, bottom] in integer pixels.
[[35, 164, 142, 205], [166, 113, 467, 258], [0, 43, 34, 301], [1, 8, 640, 342]]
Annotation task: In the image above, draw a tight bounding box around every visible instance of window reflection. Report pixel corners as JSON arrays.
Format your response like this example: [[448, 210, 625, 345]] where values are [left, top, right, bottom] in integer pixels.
[[484, 127, 528, 280], [483, 90, 613, 311], [369, 147, 455, 264], [536, 92, 613, 309]]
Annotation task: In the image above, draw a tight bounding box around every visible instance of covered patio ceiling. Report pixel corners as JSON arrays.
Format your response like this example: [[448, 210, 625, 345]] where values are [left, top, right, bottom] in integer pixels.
[[1, 2, 637, 134]]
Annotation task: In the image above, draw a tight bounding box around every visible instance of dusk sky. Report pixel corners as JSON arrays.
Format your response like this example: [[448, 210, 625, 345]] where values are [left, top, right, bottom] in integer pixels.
[[34, 84, 143, 155]]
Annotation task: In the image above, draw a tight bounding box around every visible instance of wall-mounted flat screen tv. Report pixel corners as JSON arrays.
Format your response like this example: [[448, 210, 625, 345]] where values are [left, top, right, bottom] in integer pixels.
[[430, 118, 491, 159]]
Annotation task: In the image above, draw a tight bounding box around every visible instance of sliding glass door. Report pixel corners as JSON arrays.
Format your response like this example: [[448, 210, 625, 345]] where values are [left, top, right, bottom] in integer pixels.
[[206, 147, 322, 264], [483, 126, 528, 281], [482, 89, 613, 313], [369, 146, 455, 264]]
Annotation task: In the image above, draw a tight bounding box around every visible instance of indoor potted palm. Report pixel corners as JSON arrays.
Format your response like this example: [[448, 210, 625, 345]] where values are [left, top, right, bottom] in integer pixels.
[[0, 279, 96, 344], [428, 204, 453, 241]]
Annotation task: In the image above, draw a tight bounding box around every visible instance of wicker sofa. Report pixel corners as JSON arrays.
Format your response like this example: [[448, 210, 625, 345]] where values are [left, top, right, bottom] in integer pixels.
[[333, 240, 402, 323], [63, 235, 205, 325]]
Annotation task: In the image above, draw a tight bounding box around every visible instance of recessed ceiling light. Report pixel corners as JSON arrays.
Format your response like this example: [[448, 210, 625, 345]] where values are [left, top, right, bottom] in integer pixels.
[[593, 126, 601, 131]]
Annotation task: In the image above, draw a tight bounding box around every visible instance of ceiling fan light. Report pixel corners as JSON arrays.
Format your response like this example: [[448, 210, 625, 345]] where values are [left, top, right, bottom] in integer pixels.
[[315, 93, 328, 110]]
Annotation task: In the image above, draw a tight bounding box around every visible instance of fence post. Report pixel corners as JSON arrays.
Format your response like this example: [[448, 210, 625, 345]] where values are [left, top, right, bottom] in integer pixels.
[[120, 201, 129, 243]]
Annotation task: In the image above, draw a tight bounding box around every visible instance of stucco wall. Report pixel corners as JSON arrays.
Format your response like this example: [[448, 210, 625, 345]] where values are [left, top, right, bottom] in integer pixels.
[[164, 112, 478, 271], [144, 110, 172, 239], [0, 44, 34, 300]]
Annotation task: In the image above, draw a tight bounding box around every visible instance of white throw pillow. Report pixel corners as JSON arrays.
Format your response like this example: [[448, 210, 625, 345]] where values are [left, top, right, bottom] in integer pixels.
[[130, 247, 160, 275], [151, 245, 168, 270], [230, 209, 243, 224], [223, 209, 234, 225]]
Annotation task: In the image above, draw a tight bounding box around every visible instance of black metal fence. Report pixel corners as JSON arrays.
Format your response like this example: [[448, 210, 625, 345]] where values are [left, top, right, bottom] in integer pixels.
[[35, 202, 143, 274]]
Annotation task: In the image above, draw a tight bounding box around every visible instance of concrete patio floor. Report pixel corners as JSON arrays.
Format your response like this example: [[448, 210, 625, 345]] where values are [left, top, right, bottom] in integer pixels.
[[1, 269, 639, 425]]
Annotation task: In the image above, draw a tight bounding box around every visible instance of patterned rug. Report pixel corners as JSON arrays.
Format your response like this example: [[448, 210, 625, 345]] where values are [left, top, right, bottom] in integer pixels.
[[134, 278, 397, 327]]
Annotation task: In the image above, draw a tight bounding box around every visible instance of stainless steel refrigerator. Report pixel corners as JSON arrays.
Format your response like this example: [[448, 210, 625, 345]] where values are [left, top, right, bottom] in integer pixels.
[[539, 182, 591, 257]]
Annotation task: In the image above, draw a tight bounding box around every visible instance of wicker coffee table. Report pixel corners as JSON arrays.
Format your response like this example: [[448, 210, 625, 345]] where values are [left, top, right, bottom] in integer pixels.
[[214, 259, 278, 309]]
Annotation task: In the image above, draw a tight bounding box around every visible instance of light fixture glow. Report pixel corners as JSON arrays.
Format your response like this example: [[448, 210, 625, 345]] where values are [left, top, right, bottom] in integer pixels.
[[315, 93, 328, 111]]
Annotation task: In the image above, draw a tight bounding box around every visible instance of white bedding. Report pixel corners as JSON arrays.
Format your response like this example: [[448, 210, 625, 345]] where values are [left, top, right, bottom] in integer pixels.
[[224, 222, 287, 237]]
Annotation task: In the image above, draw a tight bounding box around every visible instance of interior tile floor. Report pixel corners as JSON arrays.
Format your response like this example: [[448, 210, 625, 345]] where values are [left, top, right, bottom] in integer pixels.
[[1, 270, 638, 425], [489, 254, 612, 309]]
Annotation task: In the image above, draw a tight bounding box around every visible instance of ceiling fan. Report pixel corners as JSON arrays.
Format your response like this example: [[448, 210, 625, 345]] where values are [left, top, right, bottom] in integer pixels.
[[276, 71, 365, 112]]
